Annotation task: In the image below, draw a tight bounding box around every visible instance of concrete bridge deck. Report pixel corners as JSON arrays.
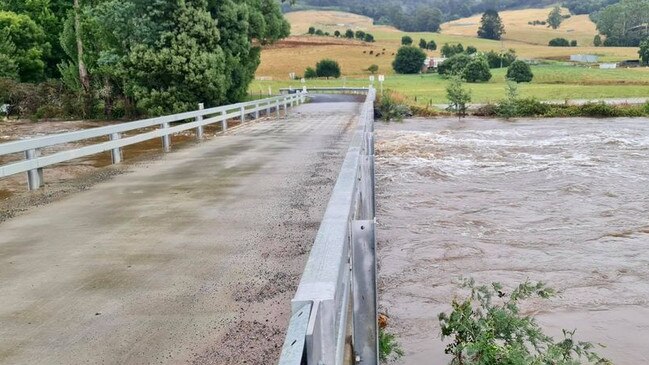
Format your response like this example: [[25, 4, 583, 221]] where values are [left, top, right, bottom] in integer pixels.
[[0, 100, 361, 364]]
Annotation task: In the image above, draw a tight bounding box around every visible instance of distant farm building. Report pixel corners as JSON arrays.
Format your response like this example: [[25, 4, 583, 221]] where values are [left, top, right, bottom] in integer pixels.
[[422, 57, 447, 71], [599, 63, 617, 69], [570, 54, 598, 63]]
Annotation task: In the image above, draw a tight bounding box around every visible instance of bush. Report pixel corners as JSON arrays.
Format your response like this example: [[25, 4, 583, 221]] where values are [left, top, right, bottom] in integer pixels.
[[466, 45, 477, 55], [308, 26, 315, 34], [440, 279, 610, 365], [463, 60, 492, 83], [578, 102, 619, 117], [392, 46, 426, 74], [345, 29, 354, 38], [549, 37, 570, 47], [506, 60, 534, 83], [485, 50, 517, 68], [401, 35, 413, 46], [315, 29, 324, 36], [334, 30, 340, 37], [419, 38, 427, 49], [438, 54, 471, 76], [304, 67, 317, 79], [355, 30, 366, 40], [427, 40, 437, 50], [315, 59, 341, 78], [570, 40, 578, 47], [594, 34, 602, 46], [367, 64, 379, 74], [364, 33, 375, 42], [441, 43, 465, 57], [376, 90, 412, 121]]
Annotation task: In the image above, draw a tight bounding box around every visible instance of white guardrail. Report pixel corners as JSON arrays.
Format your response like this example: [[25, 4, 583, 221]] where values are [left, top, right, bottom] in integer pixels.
[[0, 93, 305, 190], [280, 87, 370, 95], [278, 87, 377, 365]]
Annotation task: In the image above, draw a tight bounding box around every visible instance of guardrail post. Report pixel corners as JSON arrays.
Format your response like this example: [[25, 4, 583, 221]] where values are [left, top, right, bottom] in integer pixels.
[[284, 99, 288, 115], [109, 133, 122, 164], [240, 105, 245, 123], [196, 103, 204, 141], [254, 103, 260, 119], [24, 149, 43, 190], [351, 220, 378, 365], [266, 101, 271, 116], [276, 100, 280, 119], [221, 110, 228, 131], [161, 122, 171, 152]]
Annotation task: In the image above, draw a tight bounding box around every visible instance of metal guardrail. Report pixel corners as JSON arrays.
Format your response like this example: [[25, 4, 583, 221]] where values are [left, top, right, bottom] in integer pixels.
[[278, 87, 377, 365], [0, 93, 305, 190], [280, 87, 370, 95]]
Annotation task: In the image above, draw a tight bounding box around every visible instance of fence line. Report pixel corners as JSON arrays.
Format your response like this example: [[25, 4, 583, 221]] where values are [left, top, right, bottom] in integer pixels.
[[280, 87, 370, 95], [278, 87, 377, 365], [0, 93, 305, 190]]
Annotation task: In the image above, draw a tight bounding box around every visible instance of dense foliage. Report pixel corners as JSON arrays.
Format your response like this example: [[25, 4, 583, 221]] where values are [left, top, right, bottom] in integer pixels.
[[477, 9, 505, 40], [507, 60, 534, 82], [549, 37, 571, 46], [463, 59, 492, 82], [315, 59, 341, 78], [563, 0, 619, 15], [547, 6, 563, 29], [593, 0, 649, 46], [439, 279, 611, 365], [640, 39, 649, 65], [0, 0, 290, 118], [392, 46, 426, 74], [446, 76, 471, 119]]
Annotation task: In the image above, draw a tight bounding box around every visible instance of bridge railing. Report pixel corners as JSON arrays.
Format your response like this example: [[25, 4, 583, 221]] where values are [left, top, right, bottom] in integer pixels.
[[278, 87, 377, 365], [280, 87, 370, 95], [0, 92, 305, 190]]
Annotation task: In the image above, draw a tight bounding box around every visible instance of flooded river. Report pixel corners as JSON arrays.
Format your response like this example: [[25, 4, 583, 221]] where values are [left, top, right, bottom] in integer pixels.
[[376, 117, 649, 365]]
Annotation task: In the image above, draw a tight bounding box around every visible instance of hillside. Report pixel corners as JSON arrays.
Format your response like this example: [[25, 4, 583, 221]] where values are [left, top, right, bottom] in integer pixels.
[[441, 7, 597, 46]]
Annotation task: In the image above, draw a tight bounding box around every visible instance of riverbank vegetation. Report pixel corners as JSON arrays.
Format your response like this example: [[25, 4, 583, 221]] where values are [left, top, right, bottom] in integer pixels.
[[440, 278, 611, 365], [0, 0, 290, 120]]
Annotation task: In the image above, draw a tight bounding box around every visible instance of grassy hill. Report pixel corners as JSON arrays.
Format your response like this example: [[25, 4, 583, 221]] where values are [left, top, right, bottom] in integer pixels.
[[253, 9, 648, 105]]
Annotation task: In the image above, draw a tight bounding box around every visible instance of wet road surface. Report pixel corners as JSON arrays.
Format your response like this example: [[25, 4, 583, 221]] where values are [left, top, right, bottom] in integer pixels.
[[0, 101, 361, 364]]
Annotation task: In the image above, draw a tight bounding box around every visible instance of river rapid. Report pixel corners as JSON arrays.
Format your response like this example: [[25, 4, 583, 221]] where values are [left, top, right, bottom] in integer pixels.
[[375, 117, 649, 365]]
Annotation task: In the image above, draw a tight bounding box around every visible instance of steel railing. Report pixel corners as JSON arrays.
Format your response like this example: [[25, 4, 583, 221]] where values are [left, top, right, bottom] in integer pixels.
[[0, 93, 305, 190], [278, 87, 377, 365], [280, 87, 370, 95]]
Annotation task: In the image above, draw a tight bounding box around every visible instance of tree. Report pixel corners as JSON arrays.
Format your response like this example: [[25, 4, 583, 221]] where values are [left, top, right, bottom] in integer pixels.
[[547, 6, 563, 30], [392, 46, 426, 74], [308, 26, 315, 34], [334, 30, 340, 37], [441, 43, 464, 57], [595, 0, 649, 47], [413, 6, 443, 32], [419, 38, 427, 49], [364, 33, 374, 42], [463, 59, 492, 83], [594, 34, 602, 46], [315, 29, 324, 35], [438, 54, 471, 76], [549, 37, 570, 46], [401, 35, 413, 46], [477, 9, 505, 40], [73, 0, 90, 94], [427, 40, 437, 50], [485, 50, 517, 68], [506, 60, 534, 82], [315, 58, 341, 78], [640, 38, 649, 65], [0, 11, 49, 82], [446, 76, 471, 120], [345, 29, 354, 38], [570, 40, 578, 46], [0, 28, 18, 79], [355, 30, 365, 40], [304, 66, 317, 78], [367, 64, 379, 74], [466, 45, 477, 54]]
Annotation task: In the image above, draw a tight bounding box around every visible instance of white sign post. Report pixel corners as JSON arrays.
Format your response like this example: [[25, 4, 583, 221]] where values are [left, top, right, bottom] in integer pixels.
[[378, 75, 385, 94], [369, 75, 375, 85]]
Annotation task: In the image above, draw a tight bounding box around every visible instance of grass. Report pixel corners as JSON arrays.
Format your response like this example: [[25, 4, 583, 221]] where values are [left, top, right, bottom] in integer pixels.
[[251, 64, 649, 105], [253, 10, 649, 104]]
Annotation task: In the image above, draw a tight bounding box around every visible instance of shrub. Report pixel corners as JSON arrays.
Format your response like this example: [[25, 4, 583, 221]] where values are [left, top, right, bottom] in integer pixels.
[[392, 46, 426, 74], [367, 64, 379, 74], [438, 54, 471, 76], [376, 90, 411, 121], [466, 45, 478, 55], [446, 76, 471, 119], [427, 40, 437, 50], [304, 67, 317, 79], [345, 29, 354, 38], [315, 59, 341, 78], [401, 35, 413, 46], [513, 98, 550, 116], [485, 50, 517, 68], [441, 43, 465, 57], [334, 30, 341, 37], [549, 37, 570, 47], [315, 29, 324, 36], [308, 26, 315, 35], [570, 40, 578, 47], [506, 60, 534, 83], [594, 34, 602, 46], [379, 328, 404, 362], [364, 33, 375, 42], [579, 102, 619, 117], [355, 30, 366, 40], [440, 279, 610, 365], [463, 60, 492, 82], [419, 38, 427, 49]]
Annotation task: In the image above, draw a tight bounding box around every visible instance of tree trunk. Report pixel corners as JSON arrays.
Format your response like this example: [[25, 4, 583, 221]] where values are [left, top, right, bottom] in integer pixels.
[[74, 0, 90, 93]]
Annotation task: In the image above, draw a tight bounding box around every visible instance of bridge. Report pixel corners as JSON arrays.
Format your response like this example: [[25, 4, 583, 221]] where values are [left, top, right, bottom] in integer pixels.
[[0, 88, 377, 364]]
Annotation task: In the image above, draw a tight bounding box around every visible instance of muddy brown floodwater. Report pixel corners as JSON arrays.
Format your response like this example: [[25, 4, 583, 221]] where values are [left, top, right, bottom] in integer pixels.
[[376, 117, 649, 365]]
